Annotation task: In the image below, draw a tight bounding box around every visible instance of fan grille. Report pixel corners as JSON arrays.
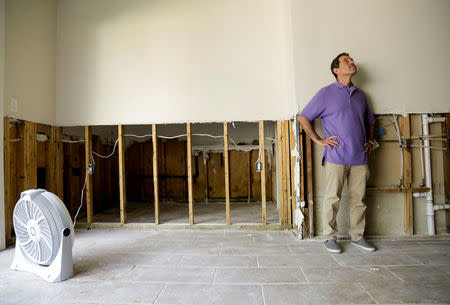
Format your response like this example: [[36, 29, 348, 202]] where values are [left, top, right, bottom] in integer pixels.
[[13, 199, 58, 265]]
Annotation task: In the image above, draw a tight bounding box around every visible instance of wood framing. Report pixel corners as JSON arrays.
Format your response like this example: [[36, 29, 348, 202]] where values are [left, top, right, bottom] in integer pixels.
[[259, 121, 266, 225], [23, 121, 37, 190], [3, 118, 15, 243], [48, 126, 64, 200], [299, 126, 309, 237], [118, 125, 127, 224], [283, 121, 291, 225], [152, 124, 160, 224], [187, 123, 194, 225], [224, 122, 231, 225], [247, 152, 251, 202], [85, 126, 94, 224], [399, 115, 413, 235], [276, 121, 284, 224], [443, 113, 450, 233], [289, 119, 297, 227], [305, 134, 314, 238]]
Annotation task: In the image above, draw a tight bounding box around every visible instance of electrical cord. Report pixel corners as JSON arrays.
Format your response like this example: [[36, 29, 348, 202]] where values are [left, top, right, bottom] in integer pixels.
[[72, 169, 89, 227]]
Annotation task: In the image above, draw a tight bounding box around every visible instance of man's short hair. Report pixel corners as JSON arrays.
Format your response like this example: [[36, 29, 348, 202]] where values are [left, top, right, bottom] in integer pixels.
[[331, 52, 349, 79]]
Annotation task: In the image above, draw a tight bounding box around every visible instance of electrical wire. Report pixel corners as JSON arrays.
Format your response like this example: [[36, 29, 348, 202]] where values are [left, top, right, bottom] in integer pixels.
[[72, 169, 89, 227], [393, 114, 404, 187], [61, 139, 86, 143]]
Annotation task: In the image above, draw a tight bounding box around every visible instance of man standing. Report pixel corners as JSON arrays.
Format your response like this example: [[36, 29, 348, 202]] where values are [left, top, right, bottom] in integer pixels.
[[297, 53, 376, 253]]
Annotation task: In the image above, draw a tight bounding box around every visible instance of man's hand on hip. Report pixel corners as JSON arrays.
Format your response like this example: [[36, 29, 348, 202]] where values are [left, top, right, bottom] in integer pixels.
[[317, 136, 340, 150], [364, 142, 373, 154]]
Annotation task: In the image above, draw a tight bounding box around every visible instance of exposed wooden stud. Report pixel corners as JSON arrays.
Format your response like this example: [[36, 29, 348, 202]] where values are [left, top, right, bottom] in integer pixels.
[[23, 121, 37, 190], [3, 118, 15, 243], [48, 126, 64, 200], [305, 133, 314, 238], [366, 187, 429, 194], [187, 123, 194, 225], [442, 113, 450, 233], [152, 124, 160, 224], [248, 151, 251, 202], [276, 121, 284, 224], [205, 152, 209, 203], [118, 125, 127, 224], [289, 119, 297, 228], [283, 121, 291, 225], [399, 115, 413, 235], [259, 121, 267, 225], [84, 126, 94, 224], [299, 126, 308, 238], [224, 122, 231, 225]]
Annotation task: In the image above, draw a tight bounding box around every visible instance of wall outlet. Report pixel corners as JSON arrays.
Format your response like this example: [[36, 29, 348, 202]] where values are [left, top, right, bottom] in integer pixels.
[[10, 98, 18, 113]]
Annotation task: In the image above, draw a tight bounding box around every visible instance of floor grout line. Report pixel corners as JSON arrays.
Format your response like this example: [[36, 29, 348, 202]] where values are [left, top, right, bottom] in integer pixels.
[[331, 254, 344, 266], [357, 282, 379, 304], [212, 268, 217, 284], [383, 266, 405, 282], [404, 253, 425, 265], [261, 284, 267, 305], [152, 283, 166, 304], [298, 265, 310, 283]]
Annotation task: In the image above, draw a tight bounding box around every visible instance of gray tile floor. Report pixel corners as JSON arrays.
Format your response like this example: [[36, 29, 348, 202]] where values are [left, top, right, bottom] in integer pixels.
[[0, 229, 449, 305]]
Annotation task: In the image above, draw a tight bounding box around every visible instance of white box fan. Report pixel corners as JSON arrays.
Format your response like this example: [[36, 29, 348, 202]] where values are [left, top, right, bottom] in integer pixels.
[[11, 189, 74, 282]]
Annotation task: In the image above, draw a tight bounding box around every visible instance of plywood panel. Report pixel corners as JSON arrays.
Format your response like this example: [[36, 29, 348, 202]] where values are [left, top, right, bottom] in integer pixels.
[[63, 142, 85, 217], [165, 140, 187, 201], [23, 121, 37, 190], [229, 150, 249, 199], [141, 141, 154, 201], [125, 142, 143, 201], [208, 152, 225, 199], [193, 152, 207, 200], [4, 118, 16, 243]]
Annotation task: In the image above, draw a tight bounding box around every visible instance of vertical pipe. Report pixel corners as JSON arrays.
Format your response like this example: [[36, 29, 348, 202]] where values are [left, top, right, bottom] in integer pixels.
[[118, 125, 127, 225], [260, 121, 267, 225], [224, 122, 230, 225], [187, 123, 194, 225], [422, 114, 435, 235], [152, 124, 159, 224], [305, 134, 314, 238]]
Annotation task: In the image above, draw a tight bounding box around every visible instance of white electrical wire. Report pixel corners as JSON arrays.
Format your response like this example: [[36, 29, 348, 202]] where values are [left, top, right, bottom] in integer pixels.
[[61, 139, 86, 143], [72, 169, 89, 227], [92, 138, 120, 159], [265, 137, 277, 142]]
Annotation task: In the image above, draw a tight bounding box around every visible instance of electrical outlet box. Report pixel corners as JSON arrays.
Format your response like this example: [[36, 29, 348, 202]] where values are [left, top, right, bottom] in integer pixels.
[[10, 98, 18, 113]]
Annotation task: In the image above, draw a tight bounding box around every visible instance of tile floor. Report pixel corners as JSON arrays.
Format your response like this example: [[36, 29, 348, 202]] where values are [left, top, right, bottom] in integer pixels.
[[0, 229, 449, 305]]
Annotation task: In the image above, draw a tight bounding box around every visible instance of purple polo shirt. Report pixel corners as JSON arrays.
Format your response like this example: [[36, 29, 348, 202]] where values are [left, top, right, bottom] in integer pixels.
[[300, 81, 375, 166]]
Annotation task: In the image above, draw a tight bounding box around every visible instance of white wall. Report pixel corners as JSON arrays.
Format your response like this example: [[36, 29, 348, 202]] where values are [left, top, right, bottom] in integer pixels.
[[1, 0, 6, 250], [4, 0, 57, 125], [56, 0, 296, 126], [291, 0, 450, 114]]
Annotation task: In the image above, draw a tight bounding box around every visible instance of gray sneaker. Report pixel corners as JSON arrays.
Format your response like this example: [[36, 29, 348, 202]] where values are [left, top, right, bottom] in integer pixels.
[[352, 238, 376, 252], [323, 239, 341, 253]]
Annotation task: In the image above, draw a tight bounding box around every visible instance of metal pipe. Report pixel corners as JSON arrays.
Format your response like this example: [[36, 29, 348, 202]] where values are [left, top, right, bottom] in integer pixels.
[[393, 115, 404, 187], [422, 114, 435, 235]]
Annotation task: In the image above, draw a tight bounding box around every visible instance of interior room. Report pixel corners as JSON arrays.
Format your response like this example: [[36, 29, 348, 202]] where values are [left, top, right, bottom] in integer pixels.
[[0, 0, 449, 304]]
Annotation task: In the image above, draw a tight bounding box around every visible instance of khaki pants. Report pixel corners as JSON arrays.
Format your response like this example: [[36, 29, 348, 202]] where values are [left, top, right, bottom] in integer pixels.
[[323, 162, 369, 242]]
